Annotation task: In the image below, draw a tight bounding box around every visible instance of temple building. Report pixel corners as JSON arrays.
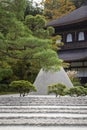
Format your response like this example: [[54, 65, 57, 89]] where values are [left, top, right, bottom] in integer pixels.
[[47, 5, 87, 84]]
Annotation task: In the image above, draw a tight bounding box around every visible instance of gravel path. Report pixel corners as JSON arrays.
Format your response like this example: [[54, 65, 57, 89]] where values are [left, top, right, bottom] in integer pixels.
[[0, 96, 87, 106], [0, 95, 87, 126]]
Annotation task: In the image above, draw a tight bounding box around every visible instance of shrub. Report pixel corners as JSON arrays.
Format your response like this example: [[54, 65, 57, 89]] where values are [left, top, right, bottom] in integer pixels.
[[83, 88, 87, 95], [48, 83, 67, 97], [10, 80, 37, 96], [84, 83, 87, 88], [63, 88, 70, 95], [68, 86, 85, 96]]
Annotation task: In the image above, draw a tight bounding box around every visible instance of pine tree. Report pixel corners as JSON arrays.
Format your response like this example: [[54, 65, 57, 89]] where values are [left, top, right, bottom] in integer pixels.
[[0, 0, 63, 82]]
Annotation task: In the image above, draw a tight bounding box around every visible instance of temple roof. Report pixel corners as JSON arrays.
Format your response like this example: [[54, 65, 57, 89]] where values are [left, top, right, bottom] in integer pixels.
[[47, 5, 87, 27], [59, 49, 87, 62]]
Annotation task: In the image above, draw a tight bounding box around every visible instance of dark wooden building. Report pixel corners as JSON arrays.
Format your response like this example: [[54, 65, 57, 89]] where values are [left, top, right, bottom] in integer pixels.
[[47, 5, 87, 84]]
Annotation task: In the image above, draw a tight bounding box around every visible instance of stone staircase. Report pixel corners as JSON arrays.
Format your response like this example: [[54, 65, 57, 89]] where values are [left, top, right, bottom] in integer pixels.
[[0, 95, 87, 126]]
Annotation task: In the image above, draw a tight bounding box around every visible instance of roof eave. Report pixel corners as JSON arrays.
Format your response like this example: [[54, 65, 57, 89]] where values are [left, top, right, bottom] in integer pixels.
[[47, 18, 87, 27]]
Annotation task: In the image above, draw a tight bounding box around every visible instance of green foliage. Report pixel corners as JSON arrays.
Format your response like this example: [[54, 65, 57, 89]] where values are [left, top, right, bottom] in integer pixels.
[[0, 0, 63, 86], [84, 83, 87, 88], [83, 88, 87, 95], [0, 84, 9, 92], [25, 15, 46, 30], [48, 83, 67, 97], [5, 14, 62, 73], [48, 83, 87, 97], [0, 68, 12, 81], [43, 0, 75, 20], [0, 61, 13, 93], [47, 26, 55, 36], [67, 86, 85, 96], [0, 62, 13, 81], [10, 80, 37, 96], [34, 49, 62, 71], [0, 0, 15, 35], [63, 88, 70, 95], [11, 60, 38, 82], [10, 0, 26, 21], [0, 33, 5, 40], [0, 33, 5, 50], [25, 14, 55, 39]]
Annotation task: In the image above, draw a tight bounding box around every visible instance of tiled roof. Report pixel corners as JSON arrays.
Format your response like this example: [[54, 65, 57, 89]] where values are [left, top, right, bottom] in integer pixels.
[[47, 6, 87, 27], [59, 49, 87, 62]]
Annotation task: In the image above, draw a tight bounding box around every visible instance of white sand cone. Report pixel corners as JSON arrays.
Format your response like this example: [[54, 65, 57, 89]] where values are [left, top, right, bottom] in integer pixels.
[[32, 67, 73, 95]]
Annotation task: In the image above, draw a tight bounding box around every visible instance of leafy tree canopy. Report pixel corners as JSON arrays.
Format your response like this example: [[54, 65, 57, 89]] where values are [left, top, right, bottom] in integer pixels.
[[43, 0, 75, 20], [0, 0, 63, 84], [70, 0, 87, 8]]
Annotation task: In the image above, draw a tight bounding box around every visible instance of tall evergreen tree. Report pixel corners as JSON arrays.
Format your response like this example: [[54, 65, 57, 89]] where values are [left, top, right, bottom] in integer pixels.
[[11, 0, 26, 21], [0, 0, 63, 82], [0, 0, 16, 35]]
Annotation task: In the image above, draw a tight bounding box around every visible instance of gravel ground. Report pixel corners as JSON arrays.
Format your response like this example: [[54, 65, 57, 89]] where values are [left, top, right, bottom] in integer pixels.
[[0, 117, 87, 126], [0, 95, 87, 126], [0, 96, 87, 106]]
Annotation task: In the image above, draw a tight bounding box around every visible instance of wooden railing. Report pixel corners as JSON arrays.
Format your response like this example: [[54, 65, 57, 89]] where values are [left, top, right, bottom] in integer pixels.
[[61, 41, 87, 50]]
